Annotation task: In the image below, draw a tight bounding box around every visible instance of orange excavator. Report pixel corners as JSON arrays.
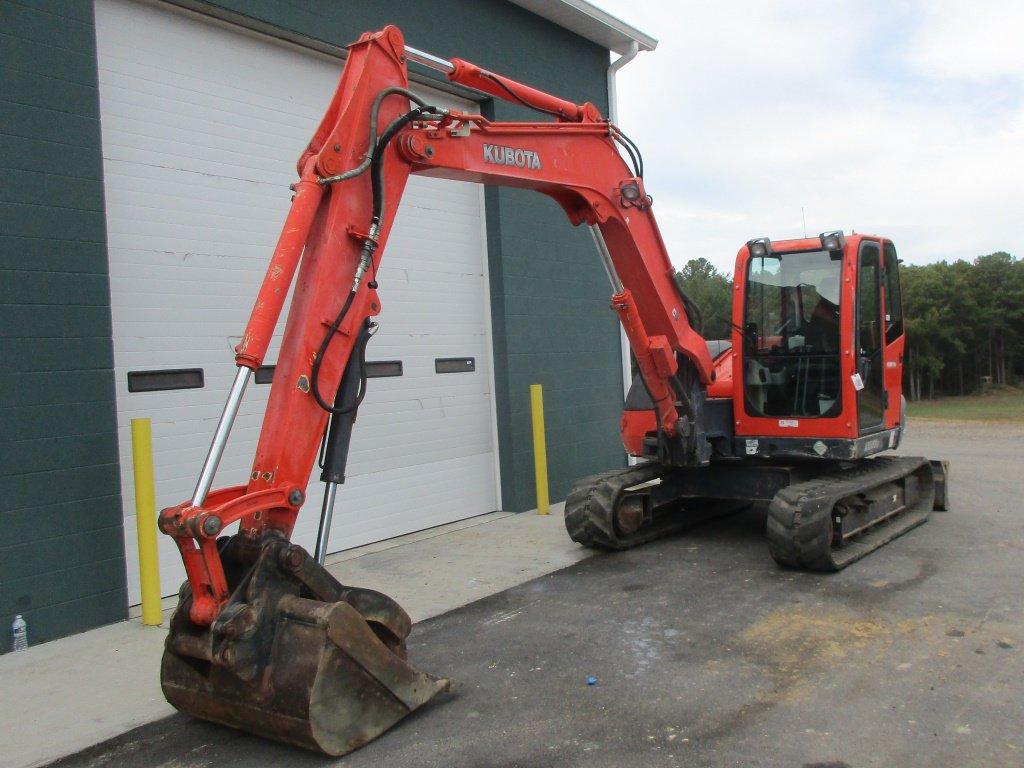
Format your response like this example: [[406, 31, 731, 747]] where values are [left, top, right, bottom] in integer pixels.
[[158, 25, 949, 757]]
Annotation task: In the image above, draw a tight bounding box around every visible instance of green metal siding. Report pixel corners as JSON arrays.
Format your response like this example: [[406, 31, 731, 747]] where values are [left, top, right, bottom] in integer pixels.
[[0, 0, 127, 649], [486, 184, 624, 510], [199, 0, 627, 511]]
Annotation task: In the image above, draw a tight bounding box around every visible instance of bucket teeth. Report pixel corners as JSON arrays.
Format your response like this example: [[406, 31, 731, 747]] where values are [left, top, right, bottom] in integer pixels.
[[161, 535, 448, 756]]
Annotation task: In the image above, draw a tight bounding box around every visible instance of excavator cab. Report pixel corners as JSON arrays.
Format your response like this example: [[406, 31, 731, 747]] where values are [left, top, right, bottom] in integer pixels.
[[618, 233, 911, 465], [732, 232, 908, 459]]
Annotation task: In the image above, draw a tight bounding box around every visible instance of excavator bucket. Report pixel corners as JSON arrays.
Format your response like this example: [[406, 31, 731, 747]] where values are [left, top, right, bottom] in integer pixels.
[[160, 535, 447, 755]]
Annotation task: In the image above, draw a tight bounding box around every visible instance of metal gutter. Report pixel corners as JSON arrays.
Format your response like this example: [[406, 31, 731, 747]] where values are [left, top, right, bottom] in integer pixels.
[[606, 40, 639, 123], [507, 0, 657, 55], [605, 41, 643, 401]]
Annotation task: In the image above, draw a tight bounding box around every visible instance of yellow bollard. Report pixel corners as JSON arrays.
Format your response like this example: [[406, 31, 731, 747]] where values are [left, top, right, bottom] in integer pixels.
[[529, 384, 550, 515], [130, 418, 162, 626]]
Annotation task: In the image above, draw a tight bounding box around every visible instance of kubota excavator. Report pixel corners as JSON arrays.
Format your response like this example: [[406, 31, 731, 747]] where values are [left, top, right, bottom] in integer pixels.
[[158, 25, 950, 757]]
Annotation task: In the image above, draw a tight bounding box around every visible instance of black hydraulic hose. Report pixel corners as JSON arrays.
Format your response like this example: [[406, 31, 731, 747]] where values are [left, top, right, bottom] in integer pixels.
[[310, 105, 443, 416], [611, 126, 644, 179], [318, 87, 433, 186], [482, 72, 565, 119], [612, 132, 641, 178], [310, 289, 362, 414], [674, 281, 704, 335], [320, 319, 374, 484], [620, 130, 644, 178], [369, 105, 441, 224]]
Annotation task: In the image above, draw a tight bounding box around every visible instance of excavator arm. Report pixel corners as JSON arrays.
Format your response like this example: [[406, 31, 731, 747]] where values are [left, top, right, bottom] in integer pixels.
[[158, 25, 711, 756]]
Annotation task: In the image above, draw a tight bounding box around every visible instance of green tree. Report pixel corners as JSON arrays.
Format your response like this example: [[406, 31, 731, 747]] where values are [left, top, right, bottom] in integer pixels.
[[675, 258, 734, 340], [901, 262, 961, 399], [900, 251, 1022, 399], [969, 252, 1024, 386]]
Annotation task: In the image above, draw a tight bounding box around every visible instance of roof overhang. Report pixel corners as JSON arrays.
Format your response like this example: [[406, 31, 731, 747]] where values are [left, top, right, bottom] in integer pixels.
[[507, 0, 657, 55]]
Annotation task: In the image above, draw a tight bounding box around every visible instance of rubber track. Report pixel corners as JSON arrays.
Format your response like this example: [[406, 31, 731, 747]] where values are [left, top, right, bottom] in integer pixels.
[[564, 463, 662, 549], [564, 463, 740, 550], [766, 455, 933, 572]]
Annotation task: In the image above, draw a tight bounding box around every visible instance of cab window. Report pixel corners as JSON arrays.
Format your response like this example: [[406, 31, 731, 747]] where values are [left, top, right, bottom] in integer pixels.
[[742, 249, 843, 418], [883, 242, 904, 344]]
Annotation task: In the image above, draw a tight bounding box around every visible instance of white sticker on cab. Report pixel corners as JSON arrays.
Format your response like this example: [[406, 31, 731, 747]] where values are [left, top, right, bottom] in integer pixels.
[[778, 419, 799, 428]]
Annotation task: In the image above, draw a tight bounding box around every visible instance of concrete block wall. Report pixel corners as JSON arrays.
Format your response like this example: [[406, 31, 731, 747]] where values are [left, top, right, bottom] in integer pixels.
[[0, 0, 127, 649]]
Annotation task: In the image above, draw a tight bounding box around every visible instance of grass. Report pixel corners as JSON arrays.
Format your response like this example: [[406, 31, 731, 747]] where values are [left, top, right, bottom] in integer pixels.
[[907, 385, 1024, 422]]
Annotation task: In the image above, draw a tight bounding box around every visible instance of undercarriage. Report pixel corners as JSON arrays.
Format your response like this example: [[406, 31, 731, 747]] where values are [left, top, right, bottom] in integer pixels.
[[565, 456, 950, 570]]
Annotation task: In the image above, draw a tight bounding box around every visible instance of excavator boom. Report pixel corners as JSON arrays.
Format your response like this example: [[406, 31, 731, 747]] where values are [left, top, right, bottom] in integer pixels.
[[159, 25, 713, 755]]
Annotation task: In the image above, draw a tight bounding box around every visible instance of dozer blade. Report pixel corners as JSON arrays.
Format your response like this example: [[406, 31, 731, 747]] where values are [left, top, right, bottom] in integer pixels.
[[161, 535, 448, 756]]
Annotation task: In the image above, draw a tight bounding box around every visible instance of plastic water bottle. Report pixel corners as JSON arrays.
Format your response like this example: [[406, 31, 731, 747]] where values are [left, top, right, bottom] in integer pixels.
[[11, 615, 27, 652]]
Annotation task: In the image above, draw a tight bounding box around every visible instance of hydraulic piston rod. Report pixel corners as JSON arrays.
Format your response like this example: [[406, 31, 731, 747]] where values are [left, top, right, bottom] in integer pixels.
[[404, 43, 597, 121], [192, 366, 250, 507], [403, 45, 454, 74]]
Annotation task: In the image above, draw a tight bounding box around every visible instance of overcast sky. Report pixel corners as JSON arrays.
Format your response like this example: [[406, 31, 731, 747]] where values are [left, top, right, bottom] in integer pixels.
[[593, 0, 1022, 274]]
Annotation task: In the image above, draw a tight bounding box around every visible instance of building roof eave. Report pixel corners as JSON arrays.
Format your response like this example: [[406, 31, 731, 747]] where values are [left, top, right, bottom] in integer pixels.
[[507, 0, 657, 55]]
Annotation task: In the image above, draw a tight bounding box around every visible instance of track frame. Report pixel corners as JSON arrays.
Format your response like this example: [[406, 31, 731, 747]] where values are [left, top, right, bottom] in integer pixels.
[[565, 455, 945, 571]]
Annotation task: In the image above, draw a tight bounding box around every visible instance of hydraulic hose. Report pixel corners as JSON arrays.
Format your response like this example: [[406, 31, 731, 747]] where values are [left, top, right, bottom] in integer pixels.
[[310, 103, 444, 416], [318, 87, 434, 186], [310, 289, 362, 414]]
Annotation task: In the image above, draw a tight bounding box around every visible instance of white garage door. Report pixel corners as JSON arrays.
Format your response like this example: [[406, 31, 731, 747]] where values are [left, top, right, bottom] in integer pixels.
[[95, 0, 500, 603]]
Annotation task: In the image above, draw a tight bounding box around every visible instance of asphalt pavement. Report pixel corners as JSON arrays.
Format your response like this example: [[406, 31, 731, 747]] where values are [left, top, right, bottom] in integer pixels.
[[50, 421, 1024, 768]]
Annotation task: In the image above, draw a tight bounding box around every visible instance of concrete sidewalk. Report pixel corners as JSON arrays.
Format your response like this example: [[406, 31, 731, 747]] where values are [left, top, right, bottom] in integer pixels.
[[0, 505, 586, 768]]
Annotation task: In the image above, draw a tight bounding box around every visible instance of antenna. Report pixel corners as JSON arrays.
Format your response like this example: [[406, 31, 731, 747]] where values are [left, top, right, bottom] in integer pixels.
[[801, 206, 807, 238]]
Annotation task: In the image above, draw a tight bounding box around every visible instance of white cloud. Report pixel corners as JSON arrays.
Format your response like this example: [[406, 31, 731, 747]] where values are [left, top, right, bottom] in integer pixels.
[[593, 0, 1023, 272], [906, 1, 1024, 79]]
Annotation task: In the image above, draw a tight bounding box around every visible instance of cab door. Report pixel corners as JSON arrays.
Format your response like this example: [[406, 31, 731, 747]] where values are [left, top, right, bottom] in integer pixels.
[[855, 241, 885, 433], [881, 241, 906, 428]]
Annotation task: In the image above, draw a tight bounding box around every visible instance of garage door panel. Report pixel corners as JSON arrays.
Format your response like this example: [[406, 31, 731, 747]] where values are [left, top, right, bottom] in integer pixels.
[[381, 276, 488, 298], [106, 208, 284, 248], [97, 107, 303, 167], [107, 254, 274, 283], [290, 454, 497, 546], [99, 137, 299, 185], [363, 350, 488, 368], [393, 206, 487, 233], [355, 386, 492, 408], [103, 173, 286, 219], [109, 283, 258, 307], [110, 268, 270, 294], [102, 156, 288, 196], [97, 0, 498, 603], [97, 49, 330, 131], [103, 191, 287, 235], [97, 83, 318, 147], [102, 191, 286, 232], [355, 378, 490, 404], [100, 32, 344, 115], [353, 403, 493, 445]]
